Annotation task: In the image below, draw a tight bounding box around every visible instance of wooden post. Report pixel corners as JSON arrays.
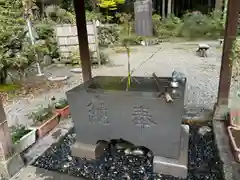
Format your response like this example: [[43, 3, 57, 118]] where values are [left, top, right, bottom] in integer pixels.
[[73, 0, 92, 82], [214, 0, 240, 119]]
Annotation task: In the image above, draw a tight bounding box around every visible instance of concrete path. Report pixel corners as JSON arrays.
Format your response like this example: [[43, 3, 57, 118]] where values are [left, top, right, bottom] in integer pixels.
[[4, 40, 224, 127]]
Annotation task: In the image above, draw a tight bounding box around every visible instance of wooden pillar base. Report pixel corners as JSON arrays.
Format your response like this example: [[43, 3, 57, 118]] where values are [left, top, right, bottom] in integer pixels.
[[213, 103, 229, 121]]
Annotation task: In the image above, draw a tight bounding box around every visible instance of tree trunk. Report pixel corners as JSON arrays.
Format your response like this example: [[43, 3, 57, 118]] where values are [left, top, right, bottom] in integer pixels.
[[0, 68, 8, 84], [215, 0, 223, 10], [171, 0, 174, 15], [167, 0, 171, 16], [162, 0, 165, 18]]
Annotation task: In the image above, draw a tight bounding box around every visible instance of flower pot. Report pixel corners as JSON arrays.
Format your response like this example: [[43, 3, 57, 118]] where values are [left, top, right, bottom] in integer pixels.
[[229, 110, 240, 127], [32, 113, 60, 139], [13, 129, 36, 153], [228, 126, 240, 162], [55, 105, 70, 119]]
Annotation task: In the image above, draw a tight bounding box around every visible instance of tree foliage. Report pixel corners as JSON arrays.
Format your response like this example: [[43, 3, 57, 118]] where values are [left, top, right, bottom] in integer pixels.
[[97, 0, 125, 10], [0, 0, 28, 84]]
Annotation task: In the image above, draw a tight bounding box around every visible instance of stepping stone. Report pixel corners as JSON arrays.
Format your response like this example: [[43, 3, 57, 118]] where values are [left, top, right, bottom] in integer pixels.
[[48, 76, 69, 81], [70, 68, 82, 73], [196, 44, 210, 57]]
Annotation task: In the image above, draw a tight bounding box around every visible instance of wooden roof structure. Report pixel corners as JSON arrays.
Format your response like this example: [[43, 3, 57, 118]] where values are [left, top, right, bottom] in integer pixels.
[[73, 0, 240, 119]]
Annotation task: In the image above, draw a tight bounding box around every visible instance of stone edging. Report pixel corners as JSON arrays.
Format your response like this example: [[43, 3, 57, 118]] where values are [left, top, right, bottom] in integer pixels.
[[212, 120, 239, 180], [22, 118, 73, 165]]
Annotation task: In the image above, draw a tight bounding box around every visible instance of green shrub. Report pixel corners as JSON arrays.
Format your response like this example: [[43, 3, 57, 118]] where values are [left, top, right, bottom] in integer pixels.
[[181, 11, 224, 39], [208, 10, 225, 37], [69, 49, 109, 65], [152, 11, 224, 39], [35, 23, 60, 59], [152, 14, 183, 38], [181, 11, 212, 38], [98, 25, 120, 46]]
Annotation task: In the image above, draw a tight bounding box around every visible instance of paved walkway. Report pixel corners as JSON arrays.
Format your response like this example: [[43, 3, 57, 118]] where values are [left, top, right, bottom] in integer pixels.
[[4, 41, 223, 127]]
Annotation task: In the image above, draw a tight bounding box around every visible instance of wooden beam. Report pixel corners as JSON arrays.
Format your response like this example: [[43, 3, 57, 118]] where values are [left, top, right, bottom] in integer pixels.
[[217, 0, 240, 105], [73, 0, 92, 82], [214, 0, 240, 120]]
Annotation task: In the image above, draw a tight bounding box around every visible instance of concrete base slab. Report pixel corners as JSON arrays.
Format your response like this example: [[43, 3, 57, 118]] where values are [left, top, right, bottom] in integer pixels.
[[0, 153, 24, 179], [71, 141, 95, 159], [11, 166, 85, 180], [153, 124, 189, 178]]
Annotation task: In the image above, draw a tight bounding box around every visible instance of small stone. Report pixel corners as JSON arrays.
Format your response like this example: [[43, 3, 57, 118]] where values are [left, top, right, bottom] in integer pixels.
[[198, 44, 210, 49], [67, 155, 73, 161], [32, 125, 224, 180], [198, 126, 212, 136], [63, 163, 70, 168], [70, 68, 82, 73]]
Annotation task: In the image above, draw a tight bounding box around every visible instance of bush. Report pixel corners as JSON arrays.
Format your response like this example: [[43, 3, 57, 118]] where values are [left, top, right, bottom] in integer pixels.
[[98, 25, 120, 46], [152, 11, 224, 39], [181, 11, 224, 38], [181, 11, 212, 38], [153, 14, 183, 38], [69, 49, 109, 65], [208, 10, 225, 37], [35, 23, 60, 59]]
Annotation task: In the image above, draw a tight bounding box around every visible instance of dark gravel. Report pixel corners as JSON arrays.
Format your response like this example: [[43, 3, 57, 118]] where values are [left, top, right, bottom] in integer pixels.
[[32, 123, 225, 180]]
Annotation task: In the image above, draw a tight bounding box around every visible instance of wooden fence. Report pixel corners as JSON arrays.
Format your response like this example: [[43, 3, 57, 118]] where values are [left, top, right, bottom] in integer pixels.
[[55, 21, 100, 64]]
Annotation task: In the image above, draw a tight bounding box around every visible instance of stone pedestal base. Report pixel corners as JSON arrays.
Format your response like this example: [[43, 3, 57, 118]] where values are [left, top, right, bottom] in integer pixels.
[[0, 153, 24, 179], [71, 141, 95, 159], [153, 125, 189, 178], [71, 125, 189, 178]]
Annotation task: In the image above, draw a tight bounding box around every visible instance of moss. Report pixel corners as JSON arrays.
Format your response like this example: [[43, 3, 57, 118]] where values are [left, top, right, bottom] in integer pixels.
[[0, 84, 20, 92]]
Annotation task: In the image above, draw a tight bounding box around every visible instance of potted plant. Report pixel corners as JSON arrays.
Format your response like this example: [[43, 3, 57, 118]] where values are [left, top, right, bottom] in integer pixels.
[[29, 105, 60, 138], [228, 126, 240, 162], [11, 125, 36, 153], [54, 98, 70, 118]]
